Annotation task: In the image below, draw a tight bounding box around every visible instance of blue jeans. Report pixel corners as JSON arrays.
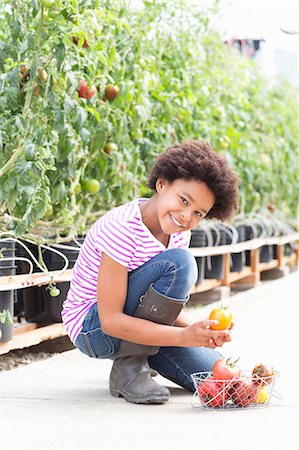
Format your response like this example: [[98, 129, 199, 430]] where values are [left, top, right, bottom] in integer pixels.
[[75, 248, 222, 392]]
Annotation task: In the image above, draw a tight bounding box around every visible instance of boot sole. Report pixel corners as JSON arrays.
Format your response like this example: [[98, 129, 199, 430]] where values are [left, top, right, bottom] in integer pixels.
[[110, 387, 169, 404]]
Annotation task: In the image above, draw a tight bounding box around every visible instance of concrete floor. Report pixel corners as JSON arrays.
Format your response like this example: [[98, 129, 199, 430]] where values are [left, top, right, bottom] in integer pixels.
[[1, 271, 298, 450]]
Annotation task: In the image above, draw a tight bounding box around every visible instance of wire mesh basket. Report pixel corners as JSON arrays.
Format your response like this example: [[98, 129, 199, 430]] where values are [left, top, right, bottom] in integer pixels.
[[191, 371, 281, 410]]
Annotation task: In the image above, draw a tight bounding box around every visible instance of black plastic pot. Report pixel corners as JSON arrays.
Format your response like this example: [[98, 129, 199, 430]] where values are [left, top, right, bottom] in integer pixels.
[[245, 224, 263, 266], [17, 239, 84, 324], [23, 281, 71, 324], [259, 245, 273, 263], [0, 240, 16, 341], [0, 239, 16, 268], [0, 289, 14, 342], [273, 243, 293, 259], [205, 255, 225, 280], [204, 228, 231, 280], [190, 230, 207, 285], [230, 225, 246, 272]]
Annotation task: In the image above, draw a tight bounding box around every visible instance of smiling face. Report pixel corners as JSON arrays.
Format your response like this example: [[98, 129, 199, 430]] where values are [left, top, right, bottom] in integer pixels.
[[155, 178, 215, 234]]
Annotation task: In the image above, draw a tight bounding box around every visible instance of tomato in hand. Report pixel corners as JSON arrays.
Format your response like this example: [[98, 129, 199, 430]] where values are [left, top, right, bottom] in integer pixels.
[[252, 363, 274, 385], [209, 306, 232, 330], [212, 357, 241, 381], [197, 376, 229, 407], [230, 378, 259, 407]]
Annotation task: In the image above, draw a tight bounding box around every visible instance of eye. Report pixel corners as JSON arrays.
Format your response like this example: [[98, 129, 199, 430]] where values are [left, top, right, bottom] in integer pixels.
[[179, 195, 188, 205], [195, 211, 202, 218]]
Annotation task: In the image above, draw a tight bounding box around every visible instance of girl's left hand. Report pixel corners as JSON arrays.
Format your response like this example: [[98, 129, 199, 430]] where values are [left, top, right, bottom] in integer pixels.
[[210, 321, 234, 348]]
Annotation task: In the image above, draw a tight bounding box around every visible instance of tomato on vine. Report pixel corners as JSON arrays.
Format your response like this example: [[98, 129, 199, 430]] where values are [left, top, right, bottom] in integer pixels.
[[74, 184, 82, 195], [49, 287, 60, 297], [44, 204, 53, 219], [47, 283, 60, 297], [38, 68, 48, 82], [77, 81, 96, 99], [103, 85, 119, 101], [85, 179, 100, 194], [104, 143, 118, 154], [41, 0, 56, 8]]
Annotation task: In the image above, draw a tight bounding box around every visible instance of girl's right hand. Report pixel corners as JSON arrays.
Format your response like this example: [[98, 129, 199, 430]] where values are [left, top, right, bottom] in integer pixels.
[[181, 320, 232, 349]]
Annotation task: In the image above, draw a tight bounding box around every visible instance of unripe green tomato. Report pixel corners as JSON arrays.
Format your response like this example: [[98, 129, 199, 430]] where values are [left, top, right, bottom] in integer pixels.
[[74, 184, 81, 195], [44, 204, 53, 219], [41, 0, 55, 8], [38, 68, 48, 82], [85, 179, 100, 194], [131, 129, 142, 140], [104, 142, 118, 154], [49, 287, 60, 297]]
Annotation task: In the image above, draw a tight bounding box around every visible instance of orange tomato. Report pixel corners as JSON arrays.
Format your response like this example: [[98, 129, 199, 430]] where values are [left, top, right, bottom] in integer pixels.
[[209, 306, 232, 330]]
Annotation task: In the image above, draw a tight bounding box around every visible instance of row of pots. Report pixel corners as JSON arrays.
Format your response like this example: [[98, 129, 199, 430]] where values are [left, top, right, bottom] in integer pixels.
[[190, 220, 295, 286], [0, 216, 296, 341], [0, 238, 83, 342]]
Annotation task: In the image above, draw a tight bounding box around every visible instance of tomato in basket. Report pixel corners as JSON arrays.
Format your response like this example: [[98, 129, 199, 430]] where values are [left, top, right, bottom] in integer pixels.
[[252, 363, 274, 385], [197, 376, 229, 407], [255, 385, 271, 404], [229, 378, 259, 407], [212, 357, 241, 381]]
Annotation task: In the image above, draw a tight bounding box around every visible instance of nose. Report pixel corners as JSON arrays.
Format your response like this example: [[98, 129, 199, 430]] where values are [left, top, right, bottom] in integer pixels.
[[180, 208, 192, 224]]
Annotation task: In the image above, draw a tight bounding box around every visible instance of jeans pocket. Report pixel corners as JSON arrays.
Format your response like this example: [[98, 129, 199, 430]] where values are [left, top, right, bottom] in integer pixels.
[[76, 328, 115, 359]]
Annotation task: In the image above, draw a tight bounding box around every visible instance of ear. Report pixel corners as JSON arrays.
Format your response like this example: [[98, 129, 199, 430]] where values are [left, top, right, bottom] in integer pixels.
[[156, 177, 167, 192]]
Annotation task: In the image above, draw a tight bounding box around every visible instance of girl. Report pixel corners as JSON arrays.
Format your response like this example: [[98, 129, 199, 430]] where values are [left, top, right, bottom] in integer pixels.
[[62, 140, 239, 404]]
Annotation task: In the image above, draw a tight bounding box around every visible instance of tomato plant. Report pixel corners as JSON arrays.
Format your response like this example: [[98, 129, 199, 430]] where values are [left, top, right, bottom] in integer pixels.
[[209, 306, 232, 330], [0, 0, 297, 244], [212, 357, 241, 381]]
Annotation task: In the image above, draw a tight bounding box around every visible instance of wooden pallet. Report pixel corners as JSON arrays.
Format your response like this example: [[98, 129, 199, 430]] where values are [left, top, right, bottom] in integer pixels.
[[0, 233, 298, 355]]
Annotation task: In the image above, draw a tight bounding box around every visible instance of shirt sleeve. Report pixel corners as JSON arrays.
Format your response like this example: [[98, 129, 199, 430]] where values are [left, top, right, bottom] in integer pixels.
[[94, 220, 136, 268], [182, 230, 191, 249]]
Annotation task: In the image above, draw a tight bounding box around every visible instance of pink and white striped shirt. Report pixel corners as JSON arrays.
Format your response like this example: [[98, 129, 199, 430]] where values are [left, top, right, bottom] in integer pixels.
[[61, 198, 191, 343]]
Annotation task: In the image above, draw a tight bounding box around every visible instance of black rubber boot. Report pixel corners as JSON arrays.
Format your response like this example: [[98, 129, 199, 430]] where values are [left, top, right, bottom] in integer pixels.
[[109, 284, 188, 404]]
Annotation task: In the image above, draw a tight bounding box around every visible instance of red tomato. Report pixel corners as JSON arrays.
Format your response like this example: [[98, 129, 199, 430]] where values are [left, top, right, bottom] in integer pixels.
[[197, 377, 229, 407], [209, 306, 232, 330], [78, 81, 96, 99], [212, 357, 241, 381], [252, 363, 274, 385], [104, 85, 119, 101], [230, 378, 259, 407]]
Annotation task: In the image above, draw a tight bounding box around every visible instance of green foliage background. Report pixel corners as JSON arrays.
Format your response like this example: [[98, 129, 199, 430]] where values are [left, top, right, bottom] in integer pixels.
[[0, 0, 297, 241]]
